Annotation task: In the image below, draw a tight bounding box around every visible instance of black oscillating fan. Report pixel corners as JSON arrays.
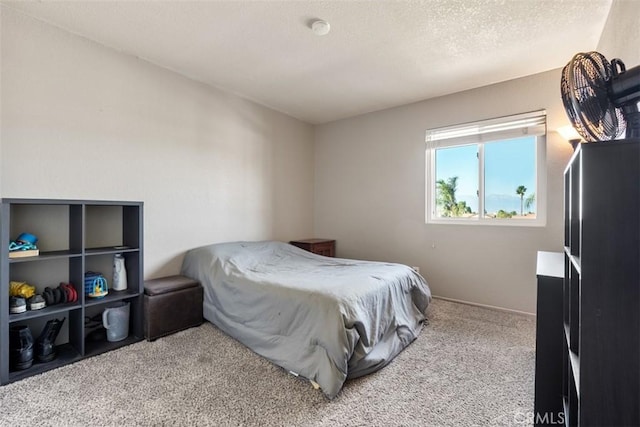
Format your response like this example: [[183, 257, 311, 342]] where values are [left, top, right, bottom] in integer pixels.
[[561, 51, 640, 142]]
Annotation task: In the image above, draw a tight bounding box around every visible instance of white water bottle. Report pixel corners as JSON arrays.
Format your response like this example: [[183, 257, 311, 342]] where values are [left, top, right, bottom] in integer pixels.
[[112, 253, 128, 291]]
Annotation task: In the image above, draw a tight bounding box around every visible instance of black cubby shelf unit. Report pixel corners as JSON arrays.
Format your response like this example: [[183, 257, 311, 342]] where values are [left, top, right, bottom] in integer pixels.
[[561, 139, 639, 426], [0, 199, 144, 385]]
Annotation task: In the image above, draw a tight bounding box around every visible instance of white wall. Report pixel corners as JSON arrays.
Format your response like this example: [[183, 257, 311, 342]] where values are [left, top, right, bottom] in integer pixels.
[[0, 6, 3, 200], [314, 70, 574, 313], [1, 8, 314, 278], [597, 0, 640, 66]]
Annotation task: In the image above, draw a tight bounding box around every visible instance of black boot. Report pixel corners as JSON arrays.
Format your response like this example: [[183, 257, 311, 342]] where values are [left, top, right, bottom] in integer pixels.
[[9, 325, 34, 370], [36, 318, 65, 362]]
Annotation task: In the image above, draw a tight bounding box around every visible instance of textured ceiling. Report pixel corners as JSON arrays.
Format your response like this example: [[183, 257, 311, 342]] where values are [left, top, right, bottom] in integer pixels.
[[2, 0, 613, 124]]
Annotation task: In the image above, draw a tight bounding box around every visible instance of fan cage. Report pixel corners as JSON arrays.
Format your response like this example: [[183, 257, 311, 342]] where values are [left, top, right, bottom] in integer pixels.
[[561, 52, 626, 142]]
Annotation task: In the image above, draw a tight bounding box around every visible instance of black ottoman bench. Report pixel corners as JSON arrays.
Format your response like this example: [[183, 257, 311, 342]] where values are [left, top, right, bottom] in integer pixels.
[[143, 275, 203, 341]]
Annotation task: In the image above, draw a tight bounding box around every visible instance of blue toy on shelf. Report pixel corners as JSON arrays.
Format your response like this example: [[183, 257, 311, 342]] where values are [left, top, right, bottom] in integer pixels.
[[85, 272, 108, 298], [9, 232, 38, 251]]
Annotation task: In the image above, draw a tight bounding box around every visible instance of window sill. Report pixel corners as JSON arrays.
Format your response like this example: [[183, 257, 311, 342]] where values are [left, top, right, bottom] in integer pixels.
[[426, 218, 546, 227]]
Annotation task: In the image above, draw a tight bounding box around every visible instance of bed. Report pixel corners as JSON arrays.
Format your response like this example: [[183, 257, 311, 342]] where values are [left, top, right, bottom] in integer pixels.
[[180, 240, 431, 398]]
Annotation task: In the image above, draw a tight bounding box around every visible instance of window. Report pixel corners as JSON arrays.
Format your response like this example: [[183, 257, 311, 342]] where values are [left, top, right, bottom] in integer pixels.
[[425, 111, 546, 226]]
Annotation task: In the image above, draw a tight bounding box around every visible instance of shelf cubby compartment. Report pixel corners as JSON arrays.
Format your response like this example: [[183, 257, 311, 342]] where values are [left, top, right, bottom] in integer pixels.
[[85, 204, 141, 250], [567, 371, 578, 427], [568, 154, 581, 258], [564, 172, 570, 247], [10, 255, 83, 290], [8, 202, 82, 254], [8, 309, 83, 381], [563, 254, 570, 327], [8, 344, 82, 383], [83, 295, 143, 358], [561, 324, 569, 414], [84, 251, 141, 299], [568, 262, 579, 355]]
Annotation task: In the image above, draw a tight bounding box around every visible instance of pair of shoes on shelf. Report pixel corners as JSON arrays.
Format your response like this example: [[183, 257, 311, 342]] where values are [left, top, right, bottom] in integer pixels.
[[9, 318, 66, 370], [43, 283, 78, 306], [10, 294, 46, 313]]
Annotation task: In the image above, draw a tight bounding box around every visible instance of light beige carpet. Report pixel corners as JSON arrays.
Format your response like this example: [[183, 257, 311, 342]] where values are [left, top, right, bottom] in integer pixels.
[[0, 299, 536, 426]]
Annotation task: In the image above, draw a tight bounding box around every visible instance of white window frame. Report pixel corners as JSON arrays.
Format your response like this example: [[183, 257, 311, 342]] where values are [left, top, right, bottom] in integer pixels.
[[425, 110, 547, 226]]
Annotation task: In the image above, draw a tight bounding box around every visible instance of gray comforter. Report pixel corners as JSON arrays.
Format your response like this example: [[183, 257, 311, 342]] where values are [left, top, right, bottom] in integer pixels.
[[180, 241, 431, 398]]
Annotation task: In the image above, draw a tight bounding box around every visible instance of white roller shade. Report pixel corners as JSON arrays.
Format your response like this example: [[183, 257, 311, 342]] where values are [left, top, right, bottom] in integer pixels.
[[426, 110, 547, 147]]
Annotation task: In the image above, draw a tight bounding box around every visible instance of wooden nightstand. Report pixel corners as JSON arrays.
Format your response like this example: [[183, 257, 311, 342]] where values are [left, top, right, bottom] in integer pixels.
[[289, 239, 336, 257]]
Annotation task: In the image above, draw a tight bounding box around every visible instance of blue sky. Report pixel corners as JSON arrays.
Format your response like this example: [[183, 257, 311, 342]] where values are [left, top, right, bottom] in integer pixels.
[[435, 136, 536, 214]]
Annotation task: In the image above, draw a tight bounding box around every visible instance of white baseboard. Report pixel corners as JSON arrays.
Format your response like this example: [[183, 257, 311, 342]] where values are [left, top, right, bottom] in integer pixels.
[[432, 295, 535, 318]]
